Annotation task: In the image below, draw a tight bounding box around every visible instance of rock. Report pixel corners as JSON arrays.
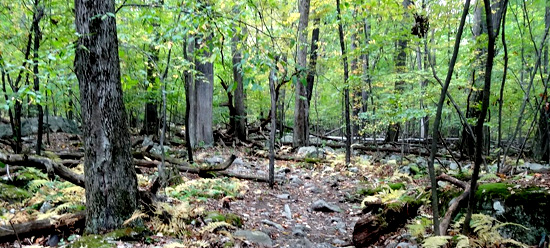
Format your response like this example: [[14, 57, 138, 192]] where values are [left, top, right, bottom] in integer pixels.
[[46, 234, 60, 247], [332, 239, 346, 246], [234, 230, 273, 247], [205, 156, 224, 165], [493, 200, 505, 215], [348, 167, 359, 173], [323, 147, 335, 154], [308, 186, 322, 194], [527, 162, 550, 173], [297, 146, 325, 159], [437, 181, 448, 188], [311, 200, 342, 213], [316, 243, 336, 248], [233, 157, 244, 166], [387, 159, 397, 166], [292, 226, 307, 237], [261, 219, 284, 231], [386, 241, 398, 248], [151, 144, 171, 156], [39, 201, 52, 213], [283, 204, 292, 219], [276, 194, 290, 199], [281, 135, 293, 143], [290, 175, 303, 186], [288, 237, 314, 248], [399, 166, 411, 175], [396, 242, 416, 248], [449, 162, 459, 170], [141, 136, 154, 148]]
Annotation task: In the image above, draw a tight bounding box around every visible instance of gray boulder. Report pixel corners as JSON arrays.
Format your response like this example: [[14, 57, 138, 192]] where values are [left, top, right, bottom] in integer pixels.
[[234, 230, 272, 247], [311, 200, 342, 213]]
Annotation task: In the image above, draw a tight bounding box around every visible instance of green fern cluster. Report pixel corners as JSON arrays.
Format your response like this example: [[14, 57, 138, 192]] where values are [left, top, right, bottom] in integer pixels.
[[423, 214, 528, 248], [166, 178, 247, 201]]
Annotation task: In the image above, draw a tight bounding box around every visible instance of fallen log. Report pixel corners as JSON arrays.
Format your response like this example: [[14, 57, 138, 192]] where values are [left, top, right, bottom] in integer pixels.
[[352, 201, 422, 247], [0, 211, 85, 242], [0, 151, 84, 187]]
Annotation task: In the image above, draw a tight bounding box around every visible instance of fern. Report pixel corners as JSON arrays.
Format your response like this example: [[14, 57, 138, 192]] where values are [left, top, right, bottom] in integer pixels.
[[123, 210, 148, 226], [422, 236, 452, 248], [453, 214, 529, 248], [199, 221, 235, 234], [27, 179, 50, 192]]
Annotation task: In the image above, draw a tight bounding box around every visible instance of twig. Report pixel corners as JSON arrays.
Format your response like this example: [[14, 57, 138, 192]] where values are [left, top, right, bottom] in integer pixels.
[[9, 216, 22, 248]]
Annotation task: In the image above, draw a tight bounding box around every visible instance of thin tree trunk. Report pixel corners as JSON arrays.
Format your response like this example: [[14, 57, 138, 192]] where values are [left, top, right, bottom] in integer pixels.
[[293, 0, 310, 147], [232, 24, 247, 141], [464, 0, 501, 234], [428, 0, 471, 235], [336, 0, 351, 164], [32, 0, 44, 155], [269, 59, 278, 188]]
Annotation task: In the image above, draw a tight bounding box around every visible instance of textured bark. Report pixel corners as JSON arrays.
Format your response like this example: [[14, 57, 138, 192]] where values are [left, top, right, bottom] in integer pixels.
[[186, 35, 214, 148], [232, 26, 247, 141], [336, 0, 351, 164], [74, 0, 138, 234], [293, 0, 310, 147], [32, 0, 44, 155], [142, 44, 159, 136], [184, 38, 195, 162], [306, 17, 320, 105]]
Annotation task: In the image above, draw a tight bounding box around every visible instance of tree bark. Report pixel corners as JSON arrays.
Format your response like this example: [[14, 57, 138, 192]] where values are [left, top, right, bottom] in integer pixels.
[[74, 0, 138, 233], [32, 0, 44, 155], [232, 25, 247, 141], [293, 0, 310, 148], [335, 0, 351, 164]]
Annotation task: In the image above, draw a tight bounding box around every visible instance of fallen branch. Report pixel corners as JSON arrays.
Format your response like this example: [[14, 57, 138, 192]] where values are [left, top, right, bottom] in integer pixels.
[[0, 211, 85, 242], [434, 173, 473, 235]]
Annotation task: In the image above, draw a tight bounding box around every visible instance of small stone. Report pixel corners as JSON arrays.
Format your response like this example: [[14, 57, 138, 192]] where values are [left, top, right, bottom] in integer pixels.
[[332, 239, 346, 245], [311, 200, 342, 213], [283, 204, 292, 219], [276, 194, 290, 199], [261, 219, 284, 231], [348, 167, 359, 173], [290, 175, 303, 186]]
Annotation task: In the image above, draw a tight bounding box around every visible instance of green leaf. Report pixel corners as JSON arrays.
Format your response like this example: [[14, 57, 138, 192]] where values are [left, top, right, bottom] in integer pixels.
[[0, 161, 5, 169]]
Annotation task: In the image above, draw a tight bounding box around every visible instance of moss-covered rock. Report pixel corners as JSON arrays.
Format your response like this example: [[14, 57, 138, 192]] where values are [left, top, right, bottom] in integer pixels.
[[0, 183, 31, 203], [69, 227, 149, 248], [475, 183, 550, 245], [205, 211, 243, 228]]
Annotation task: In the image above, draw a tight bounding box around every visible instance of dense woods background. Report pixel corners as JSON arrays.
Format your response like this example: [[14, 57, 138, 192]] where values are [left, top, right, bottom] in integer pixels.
[[2, 0, 550, 246]]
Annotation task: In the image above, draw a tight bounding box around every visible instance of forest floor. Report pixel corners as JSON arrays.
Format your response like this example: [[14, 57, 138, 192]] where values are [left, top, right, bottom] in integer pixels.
[[1, 132, 549, 247]]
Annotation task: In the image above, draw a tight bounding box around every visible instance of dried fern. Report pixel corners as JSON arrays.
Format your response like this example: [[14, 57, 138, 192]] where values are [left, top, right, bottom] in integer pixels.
[[199, 221, 235, 234]]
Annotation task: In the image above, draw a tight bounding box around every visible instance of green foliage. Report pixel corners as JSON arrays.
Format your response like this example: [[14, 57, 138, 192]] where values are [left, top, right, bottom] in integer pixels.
[[166, 178, 247, 201]]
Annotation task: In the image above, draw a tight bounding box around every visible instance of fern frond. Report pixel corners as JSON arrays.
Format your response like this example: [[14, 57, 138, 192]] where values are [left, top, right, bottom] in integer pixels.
[[123, 210, 148, 226], [199, 221, 235, 234], [422, 236, 452, 248], [27, 179, 50, 192]]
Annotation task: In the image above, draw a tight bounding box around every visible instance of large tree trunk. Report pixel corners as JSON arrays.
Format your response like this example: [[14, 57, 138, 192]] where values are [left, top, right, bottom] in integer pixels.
[[293, 0, 311, 147], [185, 34, 214, 149], [74, 0, 138, 234], [232, 25, 247, 141]]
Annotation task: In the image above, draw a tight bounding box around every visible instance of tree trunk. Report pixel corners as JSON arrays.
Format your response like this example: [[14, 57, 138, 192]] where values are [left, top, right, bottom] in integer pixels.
[[142, 44, 159, 136], [32, 0, 44, 155], [74, 0, 138, 233], [293, 0, 310, 147], [232, 25, 247, 141], [336, 0, 351, 164], [463, 0, 500, 234], [186, 35, 214, 149], [386, 0, 411, 143]]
